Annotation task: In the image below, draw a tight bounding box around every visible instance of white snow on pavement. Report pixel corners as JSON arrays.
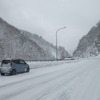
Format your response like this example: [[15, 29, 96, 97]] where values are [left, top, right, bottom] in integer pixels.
[[0, 57, 100, 100]]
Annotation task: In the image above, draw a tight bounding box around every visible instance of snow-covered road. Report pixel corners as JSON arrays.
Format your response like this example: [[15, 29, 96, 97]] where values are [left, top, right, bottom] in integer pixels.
[[0, 57, 100, 100]]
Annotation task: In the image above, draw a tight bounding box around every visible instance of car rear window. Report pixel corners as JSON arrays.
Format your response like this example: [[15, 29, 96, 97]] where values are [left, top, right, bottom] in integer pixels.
[[2, 60, 10, 64]]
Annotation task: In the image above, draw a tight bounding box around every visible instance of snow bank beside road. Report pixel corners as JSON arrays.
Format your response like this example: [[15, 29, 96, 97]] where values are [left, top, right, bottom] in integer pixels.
[[27, 59, 81, 69]]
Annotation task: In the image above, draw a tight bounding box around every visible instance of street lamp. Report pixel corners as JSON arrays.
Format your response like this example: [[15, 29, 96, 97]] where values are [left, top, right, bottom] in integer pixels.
[[56, 26, 66, 60]]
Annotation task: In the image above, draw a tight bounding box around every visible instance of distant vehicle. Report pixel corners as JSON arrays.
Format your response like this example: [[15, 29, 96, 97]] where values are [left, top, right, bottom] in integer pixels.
[[0, 59, 30, 76]]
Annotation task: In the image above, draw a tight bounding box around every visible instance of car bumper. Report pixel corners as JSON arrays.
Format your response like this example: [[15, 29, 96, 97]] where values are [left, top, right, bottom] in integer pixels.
[[0, 67, 10, 74]]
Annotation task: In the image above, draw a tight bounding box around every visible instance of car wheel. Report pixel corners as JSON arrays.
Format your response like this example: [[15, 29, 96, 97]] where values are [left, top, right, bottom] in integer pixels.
[[26, 67, 30, 72], [1, 73, 5, 76], [10, 69, 17, 75]]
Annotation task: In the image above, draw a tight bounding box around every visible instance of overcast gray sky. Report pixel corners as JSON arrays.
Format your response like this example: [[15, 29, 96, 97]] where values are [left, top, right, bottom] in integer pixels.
[[0, 0, 100, 54]]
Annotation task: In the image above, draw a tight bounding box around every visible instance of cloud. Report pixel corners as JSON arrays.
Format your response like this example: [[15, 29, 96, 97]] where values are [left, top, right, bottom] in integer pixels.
[[0, 0, 100, 54]]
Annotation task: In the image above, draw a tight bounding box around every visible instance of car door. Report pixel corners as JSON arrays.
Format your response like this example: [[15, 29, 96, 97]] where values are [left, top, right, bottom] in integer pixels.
[[19, 60, 26, 72], [12, 60, 21, 73]]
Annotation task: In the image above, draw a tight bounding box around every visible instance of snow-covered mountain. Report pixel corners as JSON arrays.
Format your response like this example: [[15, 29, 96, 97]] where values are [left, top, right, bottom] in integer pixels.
[[73, 21, 100, 58], [0, 18, 70, 60]]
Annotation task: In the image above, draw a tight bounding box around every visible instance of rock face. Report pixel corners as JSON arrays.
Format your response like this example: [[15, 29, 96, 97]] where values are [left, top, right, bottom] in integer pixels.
[[73, 21, 100, 58], [0, 18, 70, 60]]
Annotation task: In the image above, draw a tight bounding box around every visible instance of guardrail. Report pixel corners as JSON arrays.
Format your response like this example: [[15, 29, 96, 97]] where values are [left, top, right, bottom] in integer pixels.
[[0, 58, 75, 62], [25, 59, 62, 62]]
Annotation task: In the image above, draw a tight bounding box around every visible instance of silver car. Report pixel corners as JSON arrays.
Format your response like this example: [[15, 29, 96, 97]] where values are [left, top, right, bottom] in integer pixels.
[[0, 59, 30, 76]]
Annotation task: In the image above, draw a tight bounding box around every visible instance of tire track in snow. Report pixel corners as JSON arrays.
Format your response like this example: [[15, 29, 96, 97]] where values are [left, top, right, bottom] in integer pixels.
[[0, 59, 97, 100], [0, 59, 87, 88], [68, 61, 100, 100], [4, 61, 91, 100], [0, 62, 82, 89], [31, 64, 92, 100], [26, 60, 100, 100], [0, 64, 83, 100]]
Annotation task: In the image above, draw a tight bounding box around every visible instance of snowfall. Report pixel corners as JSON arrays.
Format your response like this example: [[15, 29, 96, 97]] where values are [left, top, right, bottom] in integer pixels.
[[0, 56, 100, 100]]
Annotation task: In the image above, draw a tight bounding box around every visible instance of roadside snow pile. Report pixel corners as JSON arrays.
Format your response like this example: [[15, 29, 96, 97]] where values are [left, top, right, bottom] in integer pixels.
[[27, 59, 81, 69]]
